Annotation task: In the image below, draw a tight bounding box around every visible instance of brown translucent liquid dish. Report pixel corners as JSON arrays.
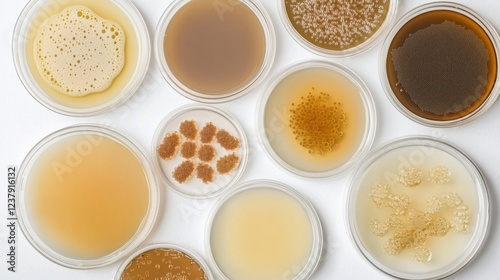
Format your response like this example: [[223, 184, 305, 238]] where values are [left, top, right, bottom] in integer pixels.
[[120, 248, 208, 280], [164, 0, 266, 95], [387, 10, 497, 121], [284, 0, 390, 51]]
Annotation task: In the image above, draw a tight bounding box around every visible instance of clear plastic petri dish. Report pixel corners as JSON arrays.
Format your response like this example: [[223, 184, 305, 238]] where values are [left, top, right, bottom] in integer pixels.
[[380, 2, 500, 127], [12, 0, 151, 117], [16, 124, 160, 269], [114, 243, 214, 280], [154, 0, 276, 103], [206, 180, 323, 280], [152, 104, 248, 199], [346, 136, 490, 279], [258, 60, 377, 180], [279, 0, 399, 57]]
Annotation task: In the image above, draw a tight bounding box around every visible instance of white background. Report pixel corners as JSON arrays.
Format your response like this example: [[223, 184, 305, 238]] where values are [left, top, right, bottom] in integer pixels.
[[1, 0, 500, 279]]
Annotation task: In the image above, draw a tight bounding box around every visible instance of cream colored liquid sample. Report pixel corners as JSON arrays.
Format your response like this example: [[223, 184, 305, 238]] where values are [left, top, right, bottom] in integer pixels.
[[25, 0, 139, 108], [210, 187, 313, 280], [264, 67, 366, 172], [355, 146, 478, 274], [25, 134, 150, 259]]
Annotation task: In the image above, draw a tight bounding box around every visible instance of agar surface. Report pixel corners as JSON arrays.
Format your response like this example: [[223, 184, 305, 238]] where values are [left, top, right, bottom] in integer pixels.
[[158, 120, 241, 184], [368, 165, 470, 262]]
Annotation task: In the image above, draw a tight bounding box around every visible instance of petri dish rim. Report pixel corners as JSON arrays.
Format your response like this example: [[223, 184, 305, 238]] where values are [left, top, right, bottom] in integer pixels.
[[114, 243, 215, 280], [278, 0, 399, 57], [379, 1, 500, 127], [151, 104, 249, 199], [345, 136, 490, 279], [12, 0, 151, 117], [154, 0, 276, 103], [205, 179, 324, 280], [257, 59, 377, 180], [16, 124, 160, 269]]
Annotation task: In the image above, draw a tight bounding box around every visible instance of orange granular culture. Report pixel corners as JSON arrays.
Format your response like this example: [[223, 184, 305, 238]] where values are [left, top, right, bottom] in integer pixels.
[[200, 122, 217, 143], [179, 120, 198, 140], [157, 132, 181, 160], [172, 160, 195, 183], [196, 163, 215, 183], [180, 141, 197, 159], [216, 153, 240, 174], [216, 130, 240, 150], [198, 144, 217, 162]]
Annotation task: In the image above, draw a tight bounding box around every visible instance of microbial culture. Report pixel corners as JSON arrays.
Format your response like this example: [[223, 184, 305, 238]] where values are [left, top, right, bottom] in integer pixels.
[[264, 66, 366, 173], [24, 0, 141, 109], [284, 0, 391, 51], [24, 134, 150, 260], [163, 0, 266, 95], [387, 10, 497, 121]]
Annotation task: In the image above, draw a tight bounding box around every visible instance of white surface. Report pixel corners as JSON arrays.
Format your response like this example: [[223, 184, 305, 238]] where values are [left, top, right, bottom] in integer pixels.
[[1, 0, 499, 279]]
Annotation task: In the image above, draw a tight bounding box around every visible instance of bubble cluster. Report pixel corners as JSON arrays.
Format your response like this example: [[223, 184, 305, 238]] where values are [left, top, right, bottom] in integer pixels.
[[34, 5, 125, 96], [367, 164, 471, 262], [289, 89, 347, 155], [285, 0, 390, 50], [158, 120, 241, 184]]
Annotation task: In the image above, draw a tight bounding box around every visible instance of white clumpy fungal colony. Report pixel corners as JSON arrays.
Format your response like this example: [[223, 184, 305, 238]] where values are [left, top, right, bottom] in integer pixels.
[[34, 5, 125, 96]]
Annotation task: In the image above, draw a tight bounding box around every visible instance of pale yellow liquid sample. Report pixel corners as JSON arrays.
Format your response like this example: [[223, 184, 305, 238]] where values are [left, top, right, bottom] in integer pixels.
[[25, 134, 150, 259], [355, 146, 479, 274], [264, 67, 366, 172], [25, 0, 139, 109], [210, 187, 313, 280]]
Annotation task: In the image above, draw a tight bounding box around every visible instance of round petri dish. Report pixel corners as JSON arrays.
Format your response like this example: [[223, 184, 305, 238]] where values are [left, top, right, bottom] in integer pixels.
[[16, 125, 160, 268], [380, 2, 500, 127], [279, 0, 399, 57], [114, 243, 214, 280], [12, 0, 150, 117], [258, 60, 377, 179], [206, 180, 323, 280], [154, 0, 276, 103], [152, 104, 248, 199], [346, 136, 490, 279]]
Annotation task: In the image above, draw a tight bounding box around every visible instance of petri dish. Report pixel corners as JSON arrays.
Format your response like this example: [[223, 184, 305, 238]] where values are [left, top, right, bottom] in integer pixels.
[[206, 180, 323, 280], [279, 0, 399, 57], [346, 136, 490, 279], [115, 243, 214, 280], [154, 0, 276, 103], [16, 124, 160, 268], [380, 2, 500, 127], [12, 0, 151, 116], [152, 104, 248, 199], [258, 60, 377, 179]]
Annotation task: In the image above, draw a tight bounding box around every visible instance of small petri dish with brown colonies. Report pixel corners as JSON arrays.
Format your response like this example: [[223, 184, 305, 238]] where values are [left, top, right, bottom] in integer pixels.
[[155, 0, 276, 103], [198, 144, 217, 163], [115, 243, 213, 280], [381, 2, 500, 127], [157, 132, 181, 160], [200, 122, 217, 143], [180, 141, 197, 159], [153, 104, 248, 199], [279, 0, 398, 57], [13, 0, 151, 116]]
